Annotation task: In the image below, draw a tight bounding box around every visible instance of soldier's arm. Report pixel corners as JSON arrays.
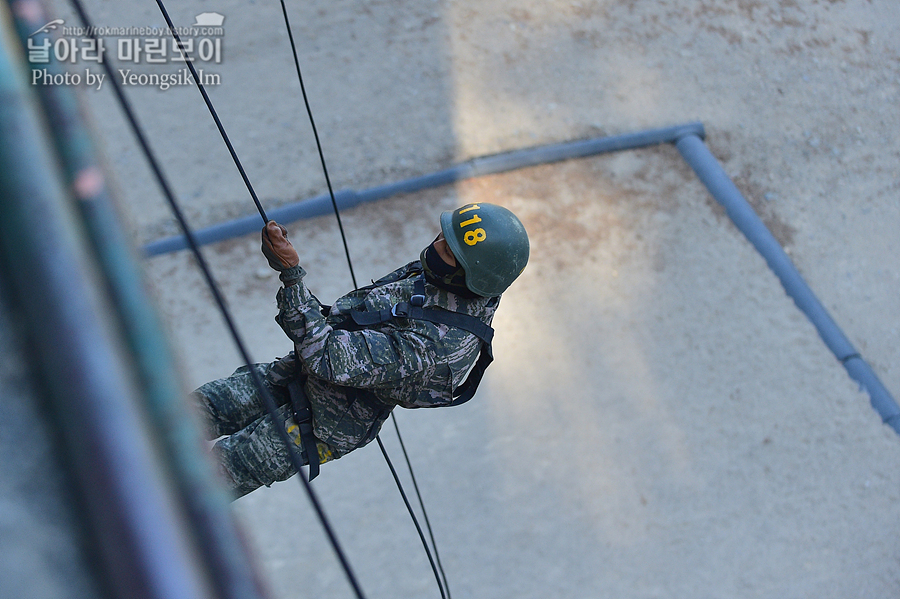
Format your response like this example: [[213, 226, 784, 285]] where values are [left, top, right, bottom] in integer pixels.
[[273, 267, 315, 343]]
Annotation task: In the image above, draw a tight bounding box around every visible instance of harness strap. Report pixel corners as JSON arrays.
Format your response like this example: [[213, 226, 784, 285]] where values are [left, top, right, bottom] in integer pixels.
[[446, 339, 493, 407], [350, 279, 494, 341], [287, 377, 320, 481], [348, 277, 495, 407]]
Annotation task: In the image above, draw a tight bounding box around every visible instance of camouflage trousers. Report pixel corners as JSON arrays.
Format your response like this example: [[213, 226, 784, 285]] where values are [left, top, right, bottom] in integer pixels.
[[191, 363, 337, 499]]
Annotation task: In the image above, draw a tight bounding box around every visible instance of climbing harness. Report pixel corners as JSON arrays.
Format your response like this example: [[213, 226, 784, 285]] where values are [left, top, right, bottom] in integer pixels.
[[344, 275, 496, 408], [287, 376, 320, 481]]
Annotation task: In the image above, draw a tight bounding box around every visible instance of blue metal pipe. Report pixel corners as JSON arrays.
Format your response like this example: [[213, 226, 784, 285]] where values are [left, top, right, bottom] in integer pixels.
[[143, 122, 705, 256], [675, 133, 900, 434]]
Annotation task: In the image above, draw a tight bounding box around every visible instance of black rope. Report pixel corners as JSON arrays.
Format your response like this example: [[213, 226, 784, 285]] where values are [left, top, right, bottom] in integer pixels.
[[279, 0, 356, 289], [390, 415, 452, 599], [153, 0, 268, 225], [277, 5, 453, 599], [376, 437, 447, 599], [67, 2, 367, 598]]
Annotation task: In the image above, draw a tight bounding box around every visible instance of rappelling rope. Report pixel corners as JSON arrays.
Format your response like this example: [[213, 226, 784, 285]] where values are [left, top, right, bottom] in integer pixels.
[[68, 1, 367, 598], [278, 0, 357, 289], [157, 2, 268, 226], [277, 4, 451, 598], [376, 436, 447, 599], [389, 415, 452, 598]]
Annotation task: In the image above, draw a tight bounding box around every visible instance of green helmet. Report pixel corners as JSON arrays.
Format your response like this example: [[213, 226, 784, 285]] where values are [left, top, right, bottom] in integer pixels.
[[440, 203, 529, 297]]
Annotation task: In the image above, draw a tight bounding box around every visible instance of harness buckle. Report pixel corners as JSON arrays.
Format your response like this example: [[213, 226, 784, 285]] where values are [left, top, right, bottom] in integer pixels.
[[391, 302, 409, 317], [410, 294, 426, 307], [292, 405, 312, 423]]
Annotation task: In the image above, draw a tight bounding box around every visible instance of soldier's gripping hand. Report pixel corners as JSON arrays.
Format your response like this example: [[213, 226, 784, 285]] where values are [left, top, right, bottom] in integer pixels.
[[262, 221, 304, 286], [262, 221, 299, 270]]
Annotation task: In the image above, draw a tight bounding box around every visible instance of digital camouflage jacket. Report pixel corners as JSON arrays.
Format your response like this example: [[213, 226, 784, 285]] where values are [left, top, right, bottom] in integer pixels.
[[265, 261, 497, 456]]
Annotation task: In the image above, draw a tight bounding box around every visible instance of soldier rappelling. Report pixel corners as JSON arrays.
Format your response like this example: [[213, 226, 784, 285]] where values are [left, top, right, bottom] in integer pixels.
[[191, 202, 529, 498]]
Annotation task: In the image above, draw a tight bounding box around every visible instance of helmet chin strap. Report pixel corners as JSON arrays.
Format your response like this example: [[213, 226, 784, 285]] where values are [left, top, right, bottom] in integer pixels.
[[420, 241, 480, 298]]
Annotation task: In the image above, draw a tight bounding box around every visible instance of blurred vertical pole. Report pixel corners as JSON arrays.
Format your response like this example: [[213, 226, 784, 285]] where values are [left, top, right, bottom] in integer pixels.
[[6, 2, 271, 598], [0, 5, 214, 598]]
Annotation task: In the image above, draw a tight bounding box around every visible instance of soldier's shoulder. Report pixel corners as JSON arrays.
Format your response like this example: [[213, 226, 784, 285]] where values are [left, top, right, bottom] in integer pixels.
[[370, 260, 421, 286]]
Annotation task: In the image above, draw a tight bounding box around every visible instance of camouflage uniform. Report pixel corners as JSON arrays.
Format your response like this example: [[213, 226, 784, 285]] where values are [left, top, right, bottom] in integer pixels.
[[193, 260, 497, 498]]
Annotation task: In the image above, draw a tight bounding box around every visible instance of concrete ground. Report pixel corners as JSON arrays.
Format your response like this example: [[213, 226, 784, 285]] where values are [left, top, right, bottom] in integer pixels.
[[43, 0, 900, 597]]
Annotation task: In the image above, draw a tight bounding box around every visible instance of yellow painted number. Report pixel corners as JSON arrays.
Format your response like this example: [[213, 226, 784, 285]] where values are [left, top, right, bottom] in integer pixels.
[[459, 214, 482, 228], [459, 205, 486, 245], [464, 228, 487, 246]]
